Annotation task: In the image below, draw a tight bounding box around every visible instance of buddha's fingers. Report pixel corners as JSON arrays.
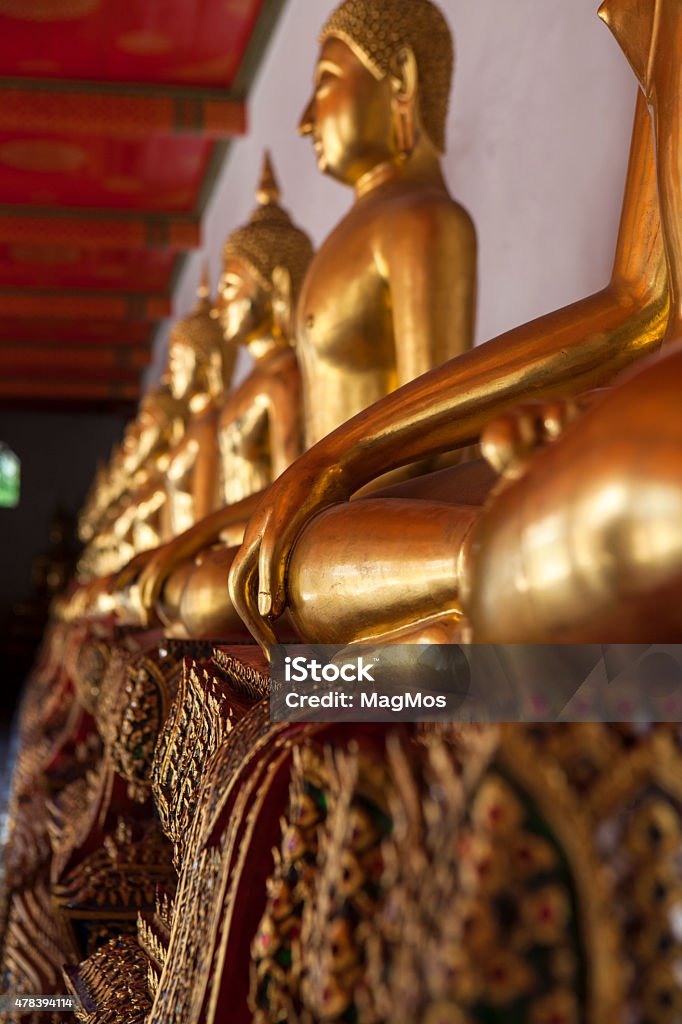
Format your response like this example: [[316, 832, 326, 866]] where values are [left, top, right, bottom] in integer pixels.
[[138, 542, 186, 615], [229, 526, 277, 657], [111, 549, 152, 594], [137, 556, 164, 615]]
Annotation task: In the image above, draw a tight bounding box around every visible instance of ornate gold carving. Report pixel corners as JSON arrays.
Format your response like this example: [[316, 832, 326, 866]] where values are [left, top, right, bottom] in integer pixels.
[[137, 886, 174, 999], [246, 726, 626, 1024], [211, 646, 271, 700], [149, 843, 224, 1023], [148, 700, 286, 1024], [554, 725, 682, 1022], [64, 934, 151, 1024], [368, 727, 619, 1023], [320, 0, 453, 152], [2, 874, 77, 1022], [53, 818, 175, 918], [151, 658, 238, 864], [72, 637, 110, 716], [299, 740, 393, 1023], [4, 790, 53, 891], [107, 641, 190, 803], [250, 743, 329, 1023]]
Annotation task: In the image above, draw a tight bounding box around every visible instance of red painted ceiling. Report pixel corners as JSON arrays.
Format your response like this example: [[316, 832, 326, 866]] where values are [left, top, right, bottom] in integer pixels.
[[0, 0, 264, 87], [0, 131, 213, 211], [0, 0, 278, 408], [0, 246, 176, 293]]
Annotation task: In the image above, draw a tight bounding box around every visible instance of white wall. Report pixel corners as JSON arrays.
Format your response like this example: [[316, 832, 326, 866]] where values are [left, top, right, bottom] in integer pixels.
[[151, 0, 637, 385]]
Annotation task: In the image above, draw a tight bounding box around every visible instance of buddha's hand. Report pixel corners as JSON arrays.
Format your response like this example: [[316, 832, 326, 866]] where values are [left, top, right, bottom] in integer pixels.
[[481, 397, 583, 481], [136, 542, 178, 622], [107, 549, 159, 625], [229, 453, 351, 654], [110, 549, 153, 592]]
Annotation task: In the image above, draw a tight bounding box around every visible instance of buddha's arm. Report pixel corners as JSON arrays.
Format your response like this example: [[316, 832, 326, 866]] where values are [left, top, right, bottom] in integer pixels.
[[190, 415, 220, 523], [267, 370, 304, 479], [387, 199, 477, 380], [165, 436, 197, 501], [648, 0, 682, 341], [229, 279, 667, 648], [136, 490, 265, 619]]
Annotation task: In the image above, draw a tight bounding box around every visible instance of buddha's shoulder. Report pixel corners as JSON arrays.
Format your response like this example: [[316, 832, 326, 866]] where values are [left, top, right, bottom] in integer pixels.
[[223, 349, 297, 406], [372, 186, 475, 238]]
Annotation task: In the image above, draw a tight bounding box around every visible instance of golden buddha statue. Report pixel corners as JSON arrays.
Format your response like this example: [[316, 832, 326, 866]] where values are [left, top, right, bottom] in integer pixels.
[[215, 155, 311, 506], [161, 270, 234, 540], [143, 0, 478, 639], [85, 380, 188, 577], [294, 0, 476, 445], [122, 156, 314, 632], [73, 374, 189, 585], [229, 0, 672, 651], [66, 285, 231, 621], [77, 459, 108, 547]]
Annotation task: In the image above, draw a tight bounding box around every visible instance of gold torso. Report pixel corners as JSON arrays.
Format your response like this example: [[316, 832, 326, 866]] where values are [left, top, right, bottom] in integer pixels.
[[218, 347, 300, 506], [298, 182, 475, 445], [298, 204, 394, 445], [166, 407, 220, 538]]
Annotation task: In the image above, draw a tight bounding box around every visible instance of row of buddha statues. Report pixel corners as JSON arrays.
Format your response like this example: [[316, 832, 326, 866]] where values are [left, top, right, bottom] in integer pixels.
[[2, 0, 682, 1021]]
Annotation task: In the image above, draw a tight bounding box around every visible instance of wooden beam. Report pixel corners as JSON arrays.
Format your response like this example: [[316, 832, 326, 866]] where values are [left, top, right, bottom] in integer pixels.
[[0, 290, 171, 320], [0, 79, 247, 139], [0, 344, 151, 376], [0, 318, 154, 346], [0, 395, 137, 415], [0, 378, 140, 402], [0, 208, 200, 251]]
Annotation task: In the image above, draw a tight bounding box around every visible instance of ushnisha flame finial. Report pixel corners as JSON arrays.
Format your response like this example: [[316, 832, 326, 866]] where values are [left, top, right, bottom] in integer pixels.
[[255, 150, 281, 207], [221, 153, 313, 302], [194, 259, 212, 311]]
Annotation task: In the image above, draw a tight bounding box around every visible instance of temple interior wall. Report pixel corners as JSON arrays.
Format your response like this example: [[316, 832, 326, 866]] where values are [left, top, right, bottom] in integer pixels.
[[0, 412, 126, 606], [151, 0, 638, 386]]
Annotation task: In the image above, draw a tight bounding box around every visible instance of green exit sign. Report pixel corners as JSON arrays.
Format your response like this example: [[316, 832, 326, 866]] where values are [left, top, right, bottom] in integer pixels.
[[0, 444, 20, 508]]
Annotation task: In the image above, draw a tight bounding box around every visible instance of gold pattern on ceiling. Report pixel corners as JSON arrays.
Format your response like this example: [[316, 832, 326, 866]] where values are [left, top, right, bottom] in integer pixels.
[[116, 31, 174, 56], [0, 0, 100, 20], [8, 243, 81, 266], [0, 140, 87, 174]]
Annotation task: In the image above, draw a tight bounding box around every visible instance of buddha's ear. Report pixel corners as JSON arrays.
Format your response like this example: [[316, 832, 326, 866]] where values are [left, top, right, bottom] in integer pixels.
[[272, 265, 292, 341], [598, 0, 655, 95], [390, 45, 418, 103], [390, 46, 419, 157], [207, 349, 225, 396]]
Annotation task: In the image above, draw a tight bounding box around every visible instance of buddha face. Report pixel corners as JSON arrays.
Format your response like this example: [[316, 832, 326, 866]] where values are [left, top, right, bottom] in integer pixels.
[[120, 420, 144, 475], [167, 337, 198, 400], [299, 37, 395, 186], [216, 257, 270, 346], [133, 403, 164, 464]]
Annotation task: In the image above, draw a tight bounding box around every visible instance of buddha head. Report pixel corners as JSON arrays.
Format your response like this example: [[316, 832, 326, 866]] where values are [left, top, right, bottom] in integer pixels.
[[129, 380, 187, 470], [216, 153, 314, 348], [300, 0, 454, 186], [167, 273, 233, 405]]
